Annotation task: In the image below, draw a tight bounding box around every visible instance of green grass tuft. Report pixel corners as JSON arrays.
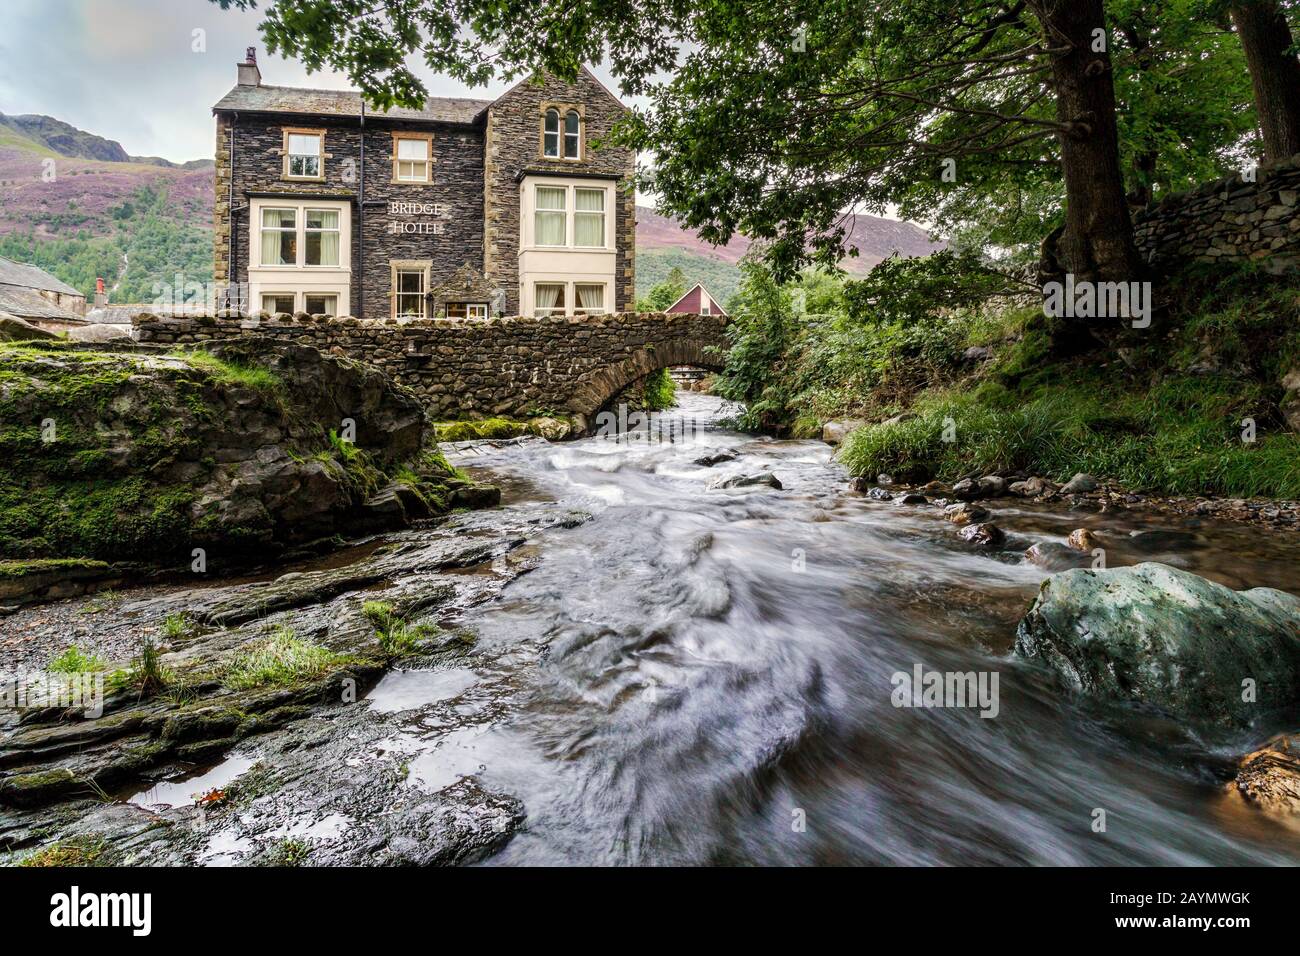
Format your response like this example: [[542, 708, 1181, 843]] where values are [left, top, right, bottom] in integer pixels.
[[224, 624, 351, 690]]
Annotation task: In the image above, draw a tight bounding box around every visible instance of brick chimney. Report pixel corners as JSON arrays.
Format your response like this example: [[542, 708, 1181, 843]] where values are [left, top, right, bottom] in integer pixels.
[[237, 46, 261, 87], [94, 277, 107, 308]]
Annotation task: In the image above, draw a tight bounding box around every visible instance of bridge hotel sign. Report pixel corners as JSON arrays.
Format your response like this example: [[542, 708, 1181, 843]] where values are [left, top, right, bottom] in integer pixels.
[[386, 200, 450, 236]]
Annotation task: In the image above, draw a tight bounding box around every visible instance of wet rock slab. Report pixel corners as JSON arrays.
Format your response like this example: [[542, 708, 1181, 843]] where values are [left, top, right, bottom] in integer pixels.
[[0, 505, 591, 865]]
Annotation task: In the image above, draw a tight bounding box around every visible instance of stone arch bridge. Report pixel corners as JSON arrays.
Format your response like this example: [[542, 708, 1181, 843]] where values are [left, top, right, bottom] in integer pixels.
[[133, 312, 729, 430]]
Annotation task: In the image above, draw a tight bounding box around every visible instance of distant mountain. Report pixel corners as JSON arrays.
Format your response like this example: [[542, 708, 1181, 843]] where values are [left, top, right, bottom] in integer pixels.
[[0, 114, 214, 301], [634, 205, 945, 305], [0, 113, 211, 169]]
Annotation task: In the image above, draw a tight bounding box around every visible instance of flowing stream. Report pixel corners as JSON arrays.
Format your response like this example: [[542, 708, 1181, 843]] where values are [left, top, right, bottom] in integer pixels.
[[354, 391, 1300, 866]]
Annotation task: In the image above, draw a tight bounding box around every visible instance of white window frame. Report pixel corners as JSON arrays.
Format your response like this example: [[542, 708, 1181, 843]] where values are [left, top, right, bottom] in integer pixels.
[[303, 208, 341, 267], [574, 283, 607, 315], [533, 282, 566, 317], [259, 207, 298, 267], [393, 132, 434, 184], [534, 185, 568, 248], [282, 128, 325, 181], [573, 187, 606, 248], [303, 292, 339, 316], [393, 262, 429, 319], [261, 292, 298, 315]]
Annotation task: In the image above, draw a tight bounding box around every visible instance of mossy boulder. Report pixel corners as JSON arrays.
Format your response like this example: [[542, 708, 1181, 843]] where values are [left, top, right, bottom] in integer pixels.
[[1015, 562, 1300, 728], [0, 341, 489, 573]]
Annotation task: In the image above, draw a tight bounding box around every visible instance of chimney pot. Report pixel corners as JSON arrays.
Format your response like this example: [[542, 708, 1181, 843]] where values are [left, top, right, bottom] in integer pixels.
[[237, 46, 262, 87]]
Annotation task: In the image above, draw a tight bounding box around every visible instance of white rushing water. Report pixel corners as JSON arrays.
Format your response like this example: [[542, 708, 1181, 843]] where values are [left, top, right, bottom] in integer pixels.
[[377, 393, 1300, 865]]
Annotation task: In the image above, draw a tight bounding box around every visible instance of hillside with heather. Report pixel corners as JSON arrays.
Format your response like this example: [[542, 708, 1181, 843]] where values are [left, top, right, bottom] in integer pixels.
[[0, 114, 213, 303], [0, 112, 941, 309]]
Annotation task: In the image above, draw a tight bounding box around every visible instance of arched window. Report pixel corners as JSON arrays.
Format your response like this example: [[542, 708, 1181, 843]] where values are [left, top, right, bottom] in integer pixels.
[[543, 109, 560, 158], [564, 110, 581, 159]]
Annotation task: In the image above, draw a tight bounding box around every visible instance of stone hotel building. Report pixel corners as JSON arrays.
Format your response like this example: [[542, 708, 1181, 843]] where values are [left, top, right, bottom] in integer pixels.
[[213, 49, 635, 320]]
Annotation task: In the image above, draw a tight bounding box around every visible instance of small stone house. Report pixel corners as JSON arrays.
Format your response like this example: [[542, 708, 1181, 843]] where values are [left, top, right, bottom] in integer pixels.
[[213, 48, 636, 320], [0, 256, 87, 331]]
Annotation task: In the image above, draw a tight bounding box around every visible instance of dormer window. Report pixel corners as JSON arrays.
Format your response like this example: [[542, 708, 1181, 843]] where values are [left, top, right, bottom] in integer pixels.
[[283, 128, 325, 180], [542, 107, 581, 160]]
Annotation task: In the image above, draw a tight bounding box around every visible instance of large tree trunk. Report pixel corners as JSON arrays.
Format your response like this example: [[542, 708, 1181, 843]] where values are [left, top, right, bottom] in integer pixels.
[[1231, 0, 1300, 163], [1030, 0, 1142, 286]]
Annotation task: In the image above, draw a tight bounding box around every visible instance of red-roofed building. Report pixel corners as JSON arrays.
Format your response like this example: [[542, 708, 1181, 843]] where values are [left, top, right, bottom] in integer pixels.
[[665, 283, 727, 317]]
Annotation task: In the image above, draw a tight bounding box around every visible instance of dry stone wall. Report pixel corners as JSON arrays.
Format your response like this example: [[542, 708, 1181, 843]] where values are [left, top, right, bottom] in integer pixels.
[[1134, 156, 1300, 275], [133, 312, 727, 427]]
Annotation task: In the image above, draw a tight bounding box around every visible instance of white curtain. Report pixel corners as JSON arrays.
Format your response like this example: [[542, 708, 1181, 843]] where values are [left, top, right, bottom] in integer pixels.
[[535, 284, 563, 315], [576, 284, 603, 312], [306, 209, 339, 266], [575, 188, 604, 247], [260, 208, 295, 266], [535, 187, 566, 246]]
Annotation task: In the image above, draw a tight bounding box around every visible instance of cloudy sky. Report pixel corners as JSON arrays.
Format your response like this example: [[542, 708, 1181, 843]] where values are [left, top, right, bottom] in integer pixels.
[[0, 0, 598, 163]]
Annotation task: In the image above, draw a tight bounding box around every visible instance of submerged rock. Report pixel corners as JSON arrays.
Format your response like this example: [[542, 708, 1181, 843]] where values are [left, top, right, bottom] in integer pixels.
[[958, 522, 1006, 548], [896, 493, 928, 506], [944, 502, 990, 525], [694, 451, 738, 467], [1024, 542, 1093, 572], [1015, 563, 1300, 728], [1229, 733, 1300, 827], [708, 472, 783, 491]]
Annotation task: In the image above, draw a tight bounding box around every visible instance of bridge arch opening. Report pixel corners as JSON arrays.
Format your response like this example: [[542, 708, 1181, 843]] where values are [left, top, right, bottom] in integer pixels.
[[564, 342, 725, 432]]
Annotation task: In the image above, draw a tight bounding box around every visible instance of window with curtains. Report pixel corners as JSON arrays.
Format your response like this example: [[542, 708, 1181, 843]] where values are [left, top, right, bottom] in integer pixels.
[[543, 109, 560, 157], [262, 293, 296, 314], [564, 110, 580, 158], [283, 129, 324, 180], [575, 284, 605, 314], [535, 186, 567, 246], [304, 293, 338, 316], [260, 208, 297, 266], [574, 188, 605, 247], [534, 283, 565, 316], [304, 209, 340, 266], [395, 267, 427, 318]]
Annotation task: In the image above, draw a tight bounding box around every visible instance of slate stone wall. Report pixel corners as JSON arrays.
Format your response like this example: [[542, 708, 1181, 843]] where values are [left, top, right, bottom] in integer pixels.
[[133, 312, 726, 426], [1134, 156, 1300, 275], [214, 113, 485, 317]]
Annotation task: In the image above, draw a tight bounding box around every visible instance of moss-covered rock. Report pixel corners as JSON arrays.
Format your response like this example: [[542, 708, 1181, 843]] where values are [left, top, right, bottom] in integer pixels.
[[0, 341, 497, 581]]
